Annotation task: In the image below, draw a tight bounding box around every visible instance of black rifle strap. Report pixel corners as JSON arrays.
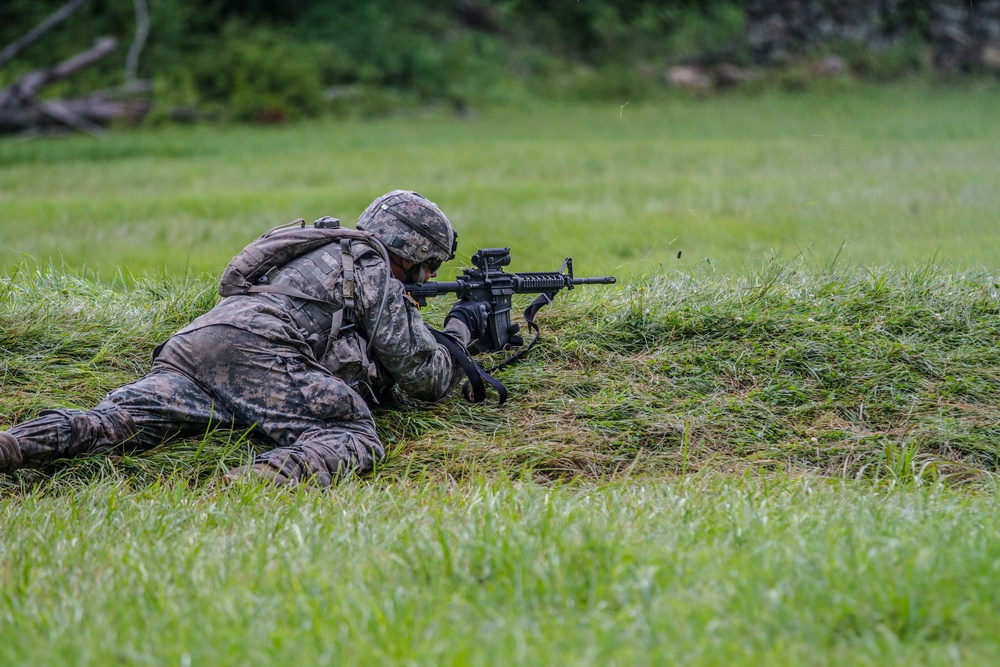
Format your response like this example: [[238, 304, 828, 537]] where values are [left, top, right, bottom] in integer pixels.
[[430, 328, 508, 405]]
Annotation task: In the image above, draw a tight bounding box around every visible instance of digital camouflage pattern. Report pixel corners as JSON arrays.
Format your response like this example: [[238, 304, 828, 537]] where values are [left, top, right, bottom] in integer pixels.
[[1, 229, 470, 485], [356, 190, 456, 266]]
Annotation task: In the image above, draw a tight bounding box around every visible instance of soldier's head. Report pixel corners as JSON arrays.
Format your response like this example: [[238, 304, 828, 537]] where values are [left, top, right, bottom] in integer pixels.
[[357, 190, 457, 283]]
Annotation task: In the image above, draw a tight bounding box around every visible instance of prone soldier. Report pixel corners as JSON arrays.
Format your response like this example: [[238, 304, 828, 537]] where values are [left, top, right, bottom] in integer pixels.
[[0, 190, 490, 487]]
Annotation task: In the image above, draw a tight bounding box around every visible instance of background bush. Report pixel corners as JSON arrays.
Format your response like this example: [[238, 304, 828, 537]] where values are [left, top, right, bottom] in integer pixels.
[[0, 1, 963, 122]]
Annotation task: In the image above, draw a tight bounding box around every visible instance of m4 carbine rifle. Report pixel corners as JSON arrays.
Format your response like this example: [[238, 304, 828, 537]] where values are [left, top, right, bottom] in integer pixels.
[[405, 248, 615, 403]]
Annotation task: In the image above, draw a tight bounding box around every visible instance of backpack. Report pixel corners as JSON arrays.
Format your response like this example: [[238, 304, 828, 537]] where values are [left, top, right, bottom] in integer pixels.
[[218, 217, 391, 350], [219, 217, 369, 304]]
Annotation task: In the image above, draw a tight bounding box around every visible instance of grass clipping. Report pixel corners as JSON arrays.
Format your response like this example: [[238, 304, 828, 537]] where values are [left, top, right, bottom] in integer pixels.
[[2, 262, 999, 490]]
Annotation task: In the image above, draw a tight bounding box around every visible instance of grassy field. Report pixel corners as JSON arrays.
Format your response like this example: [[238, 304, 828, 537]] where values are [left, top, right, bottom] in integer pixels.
[[3, 80, 1000, 664], [5, 478, 1000, 666], [2, 79, 999, 277]]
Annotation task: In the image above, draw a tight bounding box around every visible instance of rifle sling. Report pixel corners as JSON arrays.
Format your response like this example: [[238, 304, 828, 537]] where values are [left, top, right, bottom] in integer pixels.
[[523, 292, 555, 328], [430, 328, 507, 406]]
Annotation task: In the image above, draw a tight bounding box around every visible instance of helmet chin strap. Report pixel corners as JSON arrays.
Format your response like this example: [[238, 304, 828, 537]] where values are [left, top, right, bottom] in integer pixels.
[[409, 264, 429, 284]]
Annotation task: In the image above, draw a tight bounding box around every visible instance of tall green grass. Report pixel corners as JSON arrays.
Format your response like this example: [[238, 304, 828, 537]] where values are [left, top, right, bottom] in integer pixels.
[[4, 478, 1000, 665], [2, 80, 999, 277]]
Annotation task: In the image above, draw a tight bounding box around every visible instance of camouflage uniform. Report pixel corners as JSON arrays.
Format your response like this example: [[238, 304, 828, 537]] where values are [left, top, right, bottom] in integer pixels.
[[0, 193, 474, 487]]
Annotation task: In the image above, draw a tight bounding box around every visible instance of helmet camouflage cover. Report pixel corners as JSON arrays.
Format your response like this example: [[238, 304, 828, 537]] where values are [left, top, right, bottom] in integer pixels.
[[356, 190, 457, 266]]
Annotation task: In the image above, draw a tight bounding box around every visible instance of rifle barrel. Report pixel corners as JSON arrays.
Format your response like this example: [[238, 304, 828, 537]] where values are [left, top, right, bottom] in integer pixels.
[[572, 276, 617, 285]]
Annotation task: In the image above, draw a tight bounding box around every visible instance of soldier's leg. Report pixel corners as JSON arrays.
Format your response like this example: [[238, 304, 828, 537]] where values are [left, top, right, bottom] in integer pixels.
[[167, 325, 384, 487], [2, 401, 138, 469], [1, 365, 234, 472], [218, 353, 384, 487], [237, 417, 382, 488], [102, 366, 237, 454]]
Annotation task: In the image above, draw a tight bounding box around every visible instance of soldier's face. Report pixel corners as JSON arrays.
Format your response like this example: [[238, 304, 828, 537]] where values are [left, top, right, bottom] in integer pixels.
[[390, 255, 438, 284], [411, 262, 437, 284]]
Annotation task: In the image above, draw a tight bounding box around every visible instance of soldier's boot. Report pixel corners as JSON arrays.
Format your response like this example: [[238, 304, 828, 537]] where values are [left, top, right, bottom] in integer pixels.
[[5, 401, 137, 469], [0, 432, 23, 473]]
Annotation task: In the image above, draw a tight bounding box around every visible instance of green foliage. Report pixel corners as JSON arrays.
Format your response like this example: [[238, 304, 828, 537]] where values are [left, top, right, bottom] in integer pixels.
[[0, 0, 133, 92], [662, 3, 747, 61], [0, 1, 965, 119], [499, 0, 742, 62], [0, 0, 792, 121], [157, 22, 332, 121], [560, 63, 664, 102], [840, 33, 928, 81]]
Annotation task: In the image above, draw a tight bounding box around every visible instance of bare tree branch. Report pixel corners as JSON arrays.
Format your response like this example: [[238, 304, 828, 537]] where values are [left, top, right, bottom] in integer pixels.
[[0, 37, 126, 135], [124, 0, 150, 91], [0, 2, 150, 136], [0, 0, 89, 70], [0, 36, 118, 106]]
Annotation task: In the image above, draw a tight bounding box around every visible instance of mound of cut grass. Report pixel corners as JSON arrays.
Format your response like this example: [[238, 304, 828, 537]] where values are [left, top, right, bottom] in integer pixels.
[[2, 261, 999, 493]]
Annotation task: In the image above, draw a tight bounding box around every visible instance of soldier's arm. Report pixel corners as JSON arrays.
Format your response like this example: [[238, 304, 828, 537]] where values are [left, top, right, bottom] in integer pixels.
[[354, 252, 469, 402]]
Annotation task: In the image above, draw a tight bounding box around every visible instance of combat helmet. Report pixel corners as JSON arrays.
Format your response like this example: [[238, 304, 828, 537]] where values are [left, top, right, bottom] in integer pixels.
[[357, 190, 457, 270]]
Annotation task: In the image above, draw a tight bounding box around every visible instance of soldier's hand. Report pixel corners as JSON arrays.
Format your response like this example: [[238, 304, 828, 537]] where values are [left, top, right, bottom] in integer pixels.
[[446, 299, 490, 341], [505, 322, 524, 348]]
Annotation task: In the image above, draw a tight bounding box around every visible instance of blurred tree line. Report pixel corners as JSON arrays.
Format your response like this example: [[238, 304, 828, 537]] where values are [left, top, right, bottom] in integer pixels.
[[0, 0, 944, 122], [0, 0, 750, 122]]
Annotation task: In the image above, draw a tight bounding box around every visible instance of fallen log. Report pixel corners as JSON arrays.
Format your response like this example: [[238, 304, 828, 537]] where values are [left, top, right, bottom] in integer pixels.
[[0, 91, 150, 135], [0, 36, 151, 135]]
